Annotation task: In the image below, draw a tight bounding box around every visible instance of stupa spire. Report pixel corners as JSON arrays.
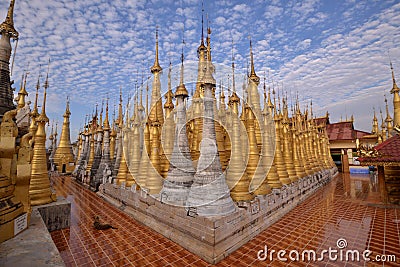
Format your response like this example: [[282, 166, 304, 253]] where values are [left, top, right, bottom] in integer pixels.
[[248, 38, 260, 85], [31, 71, 40, 118], [0, 0, 18, 39], [231, 40, 236, 93], [262, 76, 268, 114], [164, 62, 174, 118], [29, 59, 55, 205], [117, 87, 123, 127], [103, 98, 109, 129], [0, 0, 19, 118], [228, 44, 240, 115], [37, 61, 50, 122], [175, 45, 189, 98], [206, 17, 212, 62], [194, 5, 207, 98], [389, 61, 400, 126], [390, 60, 399, 93], [161, 45, 195, 206], [16, 71, 28, 109], [151, 27, 162, 74], [198, 2, 205, 51], [385, 96, 393, 137], [186, 44, 235, 216], [372, 107, 379, 134], [54, 95, 75, 174], [149, 28, 164, 124], [226, 104, 254, 201]]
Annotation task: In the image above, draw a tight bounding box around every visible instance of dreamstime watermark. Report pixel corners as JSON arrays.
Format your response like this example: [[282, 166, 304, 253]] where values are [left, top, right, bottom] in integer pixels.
[[257, 238, 397, 263]]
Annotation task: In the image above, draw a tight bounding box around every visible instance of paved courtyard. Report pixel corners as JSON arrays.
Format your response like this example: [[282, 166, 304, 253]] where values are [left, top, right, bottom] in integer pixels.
[[50, 173, 399, 266]]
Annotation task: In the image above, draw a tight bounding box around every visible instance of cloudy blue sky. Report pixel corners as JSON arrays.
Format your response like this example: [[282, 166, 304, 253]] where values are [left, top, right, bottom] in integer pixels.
[[2, 0, 400, 140]]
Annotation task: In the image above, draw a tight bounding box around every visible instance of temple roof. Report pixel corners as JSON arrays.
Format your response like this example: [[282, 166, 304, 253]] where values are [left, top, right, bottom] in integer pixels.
[[355, 129, 371, 139], [358, 134, 400, 165], [313, 116, 330, 126], [326, 121, 354, 141], [324, 121, 370, 141]]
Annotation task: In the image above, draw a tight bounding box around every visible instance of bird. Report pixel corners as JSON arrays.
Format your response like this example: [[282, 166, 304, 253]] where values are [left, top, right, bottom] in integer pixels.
[[93, 216, 117, 230]]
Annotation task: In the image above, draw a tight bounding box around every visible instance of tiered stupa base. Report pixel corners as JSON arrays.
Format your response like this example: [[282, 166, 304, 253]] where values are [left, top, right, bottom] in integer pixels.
[[98, 167, 338, 264]]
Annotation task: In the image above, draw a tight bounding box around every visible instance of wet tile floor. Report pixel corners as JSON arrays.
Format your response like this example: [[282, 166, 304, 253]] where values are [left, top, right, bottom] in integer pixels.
[[50, 173, 400, 266]]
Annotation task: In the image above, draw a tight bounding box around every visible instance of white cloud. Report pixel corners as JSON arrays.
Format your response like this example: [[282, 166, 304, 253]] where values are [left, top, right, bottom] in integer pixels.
[[297, 39, 312, 50]]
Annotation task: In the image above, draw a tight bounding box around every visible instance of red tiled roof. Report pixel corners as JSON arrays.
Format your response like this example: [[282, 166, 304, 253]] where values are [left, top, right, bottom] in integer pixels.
[[326, 121, 355, 141], [355, 130, 370, 139], [313, 116, 329, 126], [358, 134, 400, 164]]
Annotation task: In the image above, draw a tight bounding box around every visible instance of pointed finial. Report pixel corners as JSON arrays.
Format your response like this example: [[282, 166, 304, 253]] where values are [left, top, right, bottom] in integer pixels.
[[384, 94, 392, 121], [84, 114, 88, 130], [151, 27, 162, 73], [44, 58, 50, 90], [202, 47, 216, 85], [48, 121, 54, 141], [176, 40, 188, 98], [99, 98, 104, 129], [64, 95, 71, 117], [36, 68, 41, 90], [146, 80, 149, 116], [263, 74, 267, 102], [390, 59, 395, 83], [179, 30, 186, 87], [267, 84, 274, 110], [390, 60, 399, 94], [37, 62, 50, 123], [168, 61, 172, 90], [248, 37, 260, 85], [139, 85, 144, 110], [112, 104, 116, 124], [206, 14, 212, 61], [201, 1, 204, 44], [32, 64, 42, 117], [104, 97, 110, 129], [197, 2, 206, 57], [125, 95, 130, 127], [277, 92, 282, 115], [231, 38, 236, 93], [23, 69, 28, 87], [17, 70, 29, 108], [272, 77, 276, 95], [116, 86, 123, 127], [0, 0, 18, 39]]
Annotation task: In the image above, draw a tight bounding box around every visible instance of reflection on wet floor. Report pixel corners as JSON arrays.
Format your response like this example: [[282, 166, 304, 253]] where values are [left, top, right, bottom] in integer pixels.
[[50, 173, 399, 266], [341, 172, 381, 202]]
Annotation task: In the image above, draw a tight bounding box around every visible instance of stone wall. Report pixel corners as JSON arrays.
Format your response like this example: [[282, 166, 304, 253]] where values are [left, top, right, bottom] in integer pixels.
[[98, 167, 338, 264]]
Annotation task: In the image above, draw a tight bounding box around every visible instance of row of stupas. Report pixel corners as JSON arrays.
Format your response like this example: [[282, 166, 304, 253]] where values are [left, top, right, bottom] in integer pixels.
[[72, 19, 336, 216]]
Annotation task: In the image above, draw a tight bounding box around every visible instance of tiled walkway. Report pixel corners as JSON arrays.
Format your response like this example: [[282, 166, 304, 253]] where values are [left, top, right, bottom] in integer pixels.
[[50, 173, 400, 266]]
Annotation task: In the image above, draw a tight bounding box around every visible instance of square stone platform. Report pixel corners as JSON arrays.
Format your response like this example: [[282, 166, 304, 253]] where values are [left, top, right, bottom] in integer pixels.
[[37, 196, 71, 231], [0, 197, 71, 267], [98, 168, 337, 264]]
